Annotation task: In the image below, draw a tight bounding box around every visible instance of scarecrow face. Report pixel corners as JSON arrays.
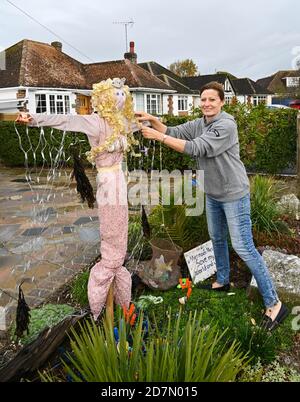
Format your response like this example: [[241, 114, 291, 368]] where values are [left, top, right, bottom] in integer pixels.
[[114, 88, 126, 110]]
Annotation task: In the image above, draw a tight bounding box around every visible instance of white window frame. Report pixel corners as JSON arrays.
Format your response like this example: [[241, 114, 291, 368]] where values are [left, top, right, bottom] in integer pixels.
[[224, 79, 231, 92], [286, 77, 300, 88], [225, 96, 232, 105], [178, 95, 188, 111], [252, 96, 267, 106], [146, 93, 162, 115], [35, 92, 71, 114]]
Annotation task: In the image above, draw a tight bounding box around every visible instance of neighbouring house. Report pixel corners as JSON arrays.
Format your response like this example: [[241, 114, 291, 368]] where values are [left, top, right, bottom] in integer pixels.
[[182, 73, 272, 106], [138, 61, 200, 115], [256, 70, 300, 106], [0, 39, 177, 117], [182, 74, 236, 104], [231, 78, 273, 105]]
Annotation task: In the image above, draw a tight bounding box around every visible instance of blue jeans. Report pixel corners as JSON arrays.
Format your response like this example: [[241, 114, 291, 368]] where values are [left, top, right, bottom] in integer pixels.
[[205, 193, 279, 308]]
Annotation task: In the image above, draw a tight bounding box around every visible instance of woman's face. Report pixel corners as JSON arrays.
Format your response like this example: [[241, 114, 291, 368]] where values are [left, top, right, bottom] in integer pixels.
[[114, 88, 126, 110], [200, 89, 224, 119]]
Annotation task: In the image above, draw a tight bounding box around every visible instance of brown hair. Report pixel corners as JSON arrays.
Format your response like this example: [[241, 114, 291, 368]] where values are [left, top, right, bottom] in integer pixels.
[[200, 81, 225, 101]]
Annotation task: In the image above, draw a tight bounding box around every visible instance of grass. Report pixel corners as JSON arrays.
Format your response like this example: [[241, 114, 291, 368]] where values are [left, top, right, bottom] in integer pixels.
[[133, 286, 295, 366]]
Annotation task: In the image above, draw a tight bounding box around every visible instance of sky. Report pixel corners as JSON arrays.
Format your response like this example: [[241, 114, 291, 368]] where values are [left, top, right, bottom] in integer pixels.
[[1, 0, 300, 80]]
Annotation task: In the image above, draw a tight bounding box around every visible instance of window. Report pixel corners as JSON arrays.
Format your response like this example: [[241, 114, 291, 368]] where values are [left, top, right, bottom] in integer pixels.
[[36, 93, 71, 114], [286, 77, 300, 88], [35, 94, 47, 113], [252, 96, 267, 106], [224, 80, 231, 92], [225, 96, 232, 105], [135, 93, 144, 111], [178, 96, 188, 111], [146, 94, 161, 115]]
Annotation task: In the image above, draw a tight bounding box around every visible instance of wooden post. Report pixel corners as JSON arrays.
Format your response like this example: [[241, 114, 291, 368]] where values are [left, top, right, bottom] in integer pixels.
[[105, 282, 114, 328], [297, 112, 300, 198]]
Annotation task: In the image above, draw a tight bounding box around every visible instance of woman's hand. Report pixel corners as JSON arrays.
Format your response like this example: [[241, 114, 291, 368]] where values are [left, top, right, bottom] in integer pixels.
[[141, 126, 162, 141], [135, 111, 154, 123], [15, 112, 32, 124]]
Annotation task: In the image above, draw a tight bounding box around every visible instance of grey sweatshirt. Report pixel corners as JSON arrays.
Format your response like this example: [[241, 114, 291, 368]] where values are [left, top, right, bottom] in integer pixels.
[[166, 111, 249, 202]]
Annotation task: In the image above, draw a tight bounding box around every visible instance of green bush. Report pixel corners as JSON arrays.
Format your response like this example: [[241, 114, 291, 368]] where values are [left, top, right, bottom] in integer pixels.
[[41, 310, 249, 382], [70, 271, 90, 307], [0, 122, 90, 167], [250, 175, 290, 235], [239, 358, 300, 382], [137, 287, 294, 366], [1, 105, 297, 174], [11, 304, 75, 345]]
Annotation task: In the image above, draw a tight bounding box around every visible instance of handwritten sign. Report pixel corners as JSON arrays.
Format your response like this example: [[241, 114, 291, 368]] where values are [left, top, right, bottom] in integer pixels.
[[184, 241, 217, 284]]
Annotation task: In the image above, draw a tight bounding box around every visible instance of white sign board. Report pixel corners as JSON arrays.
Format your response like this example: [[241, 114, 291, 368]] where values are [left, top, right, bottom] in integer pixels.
[[184, 240, 217, 284]]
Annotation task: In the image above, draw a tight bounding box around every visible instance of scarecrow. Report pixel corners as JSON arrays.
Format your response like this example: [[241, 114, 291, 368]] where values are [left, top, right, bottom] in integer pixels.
[[17, 78, 142, 320]]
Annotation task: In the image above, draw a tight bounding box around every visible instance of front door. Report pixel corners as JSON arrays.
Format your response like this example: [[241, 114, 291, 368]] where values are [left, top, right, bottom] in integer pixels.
[[76, 95, 91, 115]]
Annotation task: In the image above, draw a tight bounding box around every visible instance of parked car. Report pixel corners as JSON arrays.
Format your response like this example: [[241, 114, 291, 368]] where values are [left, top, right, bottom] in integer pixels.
[[267, 104, 291, 109], [289, 100, 300, 110]]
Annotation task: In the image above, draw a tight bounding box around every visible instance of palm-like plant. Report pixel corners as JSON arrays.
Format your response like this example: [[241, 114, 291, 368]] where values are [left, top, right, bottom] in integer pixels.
[[40, 310, 249, 382]]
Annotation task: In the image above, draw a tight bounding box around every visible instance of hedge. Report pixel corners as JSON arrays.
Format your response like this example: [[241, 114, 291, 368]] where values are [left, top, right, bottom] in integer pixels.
[[0, 104, 298, 174]]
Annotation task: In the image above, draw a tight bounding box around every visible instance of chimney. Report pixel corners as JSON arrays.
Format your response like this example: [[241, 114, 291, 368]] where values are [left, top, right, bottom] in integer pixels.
[[124, 41, 137, 64], [51, 41, 62, 52]]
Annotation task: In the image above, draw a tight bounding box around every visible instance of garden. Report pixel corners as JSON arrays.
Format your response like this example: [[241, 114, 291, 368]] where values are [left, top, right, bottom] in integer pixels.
[[0, 104, 299, 382]]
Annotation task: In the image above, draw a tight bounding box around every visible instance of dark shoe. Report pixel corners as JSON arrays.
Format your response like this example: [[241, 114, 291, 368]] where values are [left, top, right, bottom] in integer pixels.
[[260, 304, 289, 332], [197, 283, 230, 292]]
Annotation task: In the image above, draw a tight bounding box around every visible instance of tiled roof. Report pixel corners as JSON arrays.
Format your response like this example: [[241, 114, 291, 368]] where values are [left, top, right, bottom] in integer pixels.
[[232, 78, 272, 95], [0, 40, 174, 91], [138, 62, 196, 94], [182, 74, 229, 90], [85, 59, 173, 90], [0, 39, 86, 88], [256, 70, 300, 93]]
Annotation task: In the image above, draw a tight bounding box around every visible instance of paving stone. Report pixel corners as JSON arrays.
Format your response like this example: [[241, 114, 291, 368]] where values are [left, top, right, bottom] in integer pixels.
[[22, 227, 48, 237], [28, 288, 53, 299], [73, 216, 99, 225], [10, 237, 46, 254], [0, 224, 21, 242]]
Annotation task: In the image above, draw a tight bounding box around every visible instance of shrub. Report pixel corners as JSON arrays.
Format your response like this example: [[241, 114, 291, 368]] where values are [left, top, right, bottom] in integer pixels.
[[250, 175, 289, 235], [11, 304, 75, 346], [41, 310, 249, 382]]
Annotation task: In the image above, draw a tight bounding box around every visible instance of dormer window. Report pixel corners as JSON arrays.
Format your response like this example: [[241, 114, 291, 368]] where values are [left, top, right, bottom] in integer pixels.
[[286, 77, 300, 88]]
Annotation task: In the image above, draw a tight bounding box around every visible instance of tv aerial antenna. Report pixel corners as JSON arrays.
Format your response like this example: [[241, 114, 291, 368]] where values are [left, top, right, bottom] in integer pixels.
[[113, 19, 134, 52]]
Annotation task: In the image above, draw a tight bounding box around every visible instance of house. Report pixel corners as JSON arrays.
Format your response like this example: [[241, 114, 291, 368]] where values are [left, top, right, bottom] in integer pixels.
[[256, 70, 300, 105], [0, 39, 177, 117], [231, 78, 272, 105], [182, 74, 236, 104], [138, 61, 200, 115]]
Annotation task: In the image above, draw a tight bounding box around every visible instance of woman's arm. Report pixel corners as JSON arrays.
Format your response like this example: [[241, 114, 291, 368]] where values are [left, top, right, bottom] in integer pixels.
[[141, 126, 186, 154]]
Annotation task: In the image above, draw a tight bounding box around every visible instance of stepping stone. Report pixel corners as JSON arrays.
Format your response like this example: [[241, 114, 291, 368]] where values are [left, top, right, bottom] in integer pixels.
[[73, 217, 99, 225], [22, 228, 47, 236], [17, 188, 31, 193], [11, 179, 30, 183], [36, 208, 57, 218], [62, 226, 75, 234]]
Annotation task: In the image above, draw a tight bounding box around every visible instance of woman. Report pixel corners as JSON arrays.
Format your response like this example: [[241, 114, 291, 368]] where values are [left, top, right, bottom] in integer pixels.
[[135, 81, 288, 331]]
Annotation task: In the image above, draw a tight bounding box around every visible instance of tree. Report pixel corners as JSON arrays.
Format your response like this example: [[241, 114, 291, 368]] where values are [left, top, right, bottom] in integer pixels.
[[168, 59, 199, 77]]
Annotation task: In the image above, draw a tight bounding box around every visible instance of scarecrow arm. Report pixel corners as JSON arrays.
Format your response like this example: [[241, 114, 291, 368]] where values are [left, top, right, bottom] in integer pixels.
[[29, 113, 101, 139]]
